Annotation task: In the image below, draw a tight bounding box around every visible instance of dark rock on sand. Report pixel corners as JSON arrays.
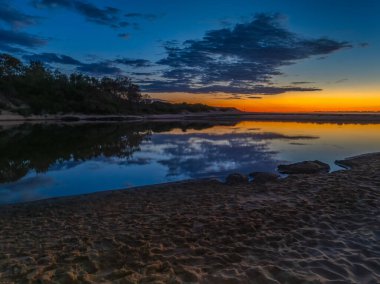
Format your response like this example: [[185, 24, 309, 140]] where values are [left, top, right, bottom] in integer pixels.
[[225, 173, 249, 185], [278, 160, 330, 174], [250, 172, 280, 183]]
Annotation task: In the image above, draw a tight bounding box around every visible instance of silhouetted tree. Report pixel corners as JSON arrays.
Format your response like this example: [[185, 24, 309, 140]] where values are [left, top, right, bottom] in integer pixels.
[[0, 54, 23, 78], [0, 53, 221, 115]]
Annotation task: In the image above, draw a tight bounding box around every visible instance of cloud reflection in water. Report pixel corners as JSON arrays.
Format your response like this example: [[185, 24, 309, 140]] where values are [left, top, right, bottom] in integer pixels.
[[0, 121, 320, 204]]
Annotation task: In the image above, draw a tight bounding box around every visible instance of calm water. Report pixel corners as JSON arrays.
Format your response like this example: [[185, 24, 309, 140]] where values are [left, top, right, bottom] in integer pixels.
[[1, 120, 380, 204]]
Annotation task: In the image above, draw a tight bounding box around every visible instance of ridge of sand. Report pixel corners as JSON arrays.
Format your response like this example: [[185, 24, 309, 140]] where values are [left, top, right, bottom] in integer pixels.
[[2, 111, 380, 124], [0, 154, 379, 283]]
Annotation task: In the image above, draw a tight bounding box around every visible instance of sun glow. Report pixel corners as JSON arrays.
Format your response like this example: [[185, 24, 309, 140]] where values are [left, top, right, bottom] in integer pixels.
[[149, 89, 380, 113]]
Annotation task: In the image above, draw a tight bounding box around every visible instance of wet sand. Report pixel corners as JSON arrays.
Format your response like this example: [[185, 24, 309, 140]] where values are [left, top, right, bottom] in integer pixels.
[[0, 154, 379, 283]]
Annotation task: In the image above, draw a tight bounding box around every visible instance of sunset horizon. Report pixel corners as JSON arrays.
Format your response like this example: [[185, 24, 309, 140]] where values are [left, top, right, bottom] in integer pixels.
[[1, 0, 379, 113]]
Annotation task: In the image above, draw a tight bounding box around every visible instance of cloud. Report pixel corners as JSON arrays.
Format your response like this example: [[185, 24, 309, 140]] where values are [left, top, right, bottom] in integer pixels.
[[125, 13, 161, 21], [131, 72, 156, 76], [23, 52, 82, 65], [118, 33, 130, 40], [0, 3, 45, 52], [335, 78, 348, 84], [76, 61, 122, 75], [0, 28, 47, 52], [0, 3, 41, 28], [73, 1, 122, 28], [141, 81, 321, 94], [32, 0, 124, 28], [114, 58, 152, 67], [20, 52, 151, 75], [0, 44, 26, 54], [32, 0, 72, 8], [143, 13, 351, 95], [222, 96, 242, 100], [358, 42, 369, 48], [218, 94, 243, 100], [22, 52, 120, 75], [291, 81, 315, 85], [32, 0, 161, 29]]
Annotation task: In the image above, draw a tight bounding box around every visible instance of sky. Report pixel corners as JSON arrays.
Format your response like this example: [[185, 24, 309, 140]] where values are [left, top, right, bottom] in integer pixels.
[[1, 0, 379, 112]]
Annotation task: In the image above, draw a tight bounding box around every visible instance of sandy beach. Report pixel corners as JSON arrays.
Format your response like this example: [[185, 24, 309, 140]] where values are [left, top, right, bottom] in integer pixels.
[[0, 153, 379, 283], [2, 111, 380, 124]]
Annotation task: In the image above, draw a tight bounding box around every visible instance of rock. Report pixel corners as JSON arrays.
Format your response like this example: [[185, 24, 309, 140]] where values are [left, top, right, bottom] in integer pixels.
[[278, 160, 330, 174], [250, 172, 280, 183], [225, 173, 249, 185]]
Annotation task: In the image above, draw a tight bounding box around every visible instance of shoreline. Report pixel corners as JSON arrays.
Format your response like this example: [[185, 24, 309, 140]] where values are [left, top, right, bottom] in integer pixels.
[[0, 152, 371, 207], [2, 111, 380, 124], [1, 153, 380, 283]]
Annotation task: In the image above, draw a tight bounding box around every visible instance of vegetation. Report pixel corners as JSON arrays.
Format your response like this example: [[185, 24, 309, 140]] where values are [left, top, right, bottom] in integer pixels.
[[0, 53, 233, 115]]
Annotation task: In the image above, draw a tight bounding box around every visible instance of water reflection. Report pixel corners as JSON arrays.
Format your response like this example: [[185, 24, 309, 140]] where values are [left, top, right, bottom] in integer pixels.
[[0, 123, 151, 183], [154, 132, 318, 178], [0, 122, 237, 182], [1, 120, 380, 204]]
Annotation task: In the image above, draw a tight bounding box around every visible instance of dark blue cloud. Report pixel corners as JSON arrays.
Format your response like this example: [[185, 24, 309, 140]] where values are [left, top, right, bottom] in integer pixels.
[[143, 13, 351, 95], [131, 72, 156, 76], [0, 2, 46, 53], [20, 52, 152, 75], [358, 42, 369, 48], [75, 62, 122, 75], [23, 52, 82, 65], [31, 0, 73, 9], [140, 81, 321, 94], [118, 33, 130, 40], [77, 57, 152, 75], [0, 44, 26, 54], [114, 58, 152, 67], [32, 0, 125, 28], [73, 1, 122, 28], [0, 3, 41, 28], [32, 0, 160, 29], [0, 28, 47, 52], [124, 13, 162, 21]]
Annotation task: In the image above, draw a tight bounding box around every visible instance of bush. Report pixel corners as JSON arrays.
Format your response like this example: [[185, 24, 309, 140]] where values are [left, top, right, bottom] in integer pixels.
[[0, 53, 222, 115]]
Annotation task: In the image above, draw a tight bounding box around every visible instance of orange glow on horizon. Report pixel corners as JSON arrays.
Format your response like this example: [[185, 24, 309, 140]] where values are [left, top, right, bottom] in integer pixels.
[[168, 120, 380, 139], [148, 89, 380, 113]]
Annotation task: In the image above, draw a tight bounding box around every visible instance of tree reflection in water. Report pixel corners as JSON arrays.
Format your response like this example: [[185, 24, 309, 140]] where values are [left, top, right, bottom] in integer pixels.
[[0, 121, 236, 183], [0, 121, 321, 203]]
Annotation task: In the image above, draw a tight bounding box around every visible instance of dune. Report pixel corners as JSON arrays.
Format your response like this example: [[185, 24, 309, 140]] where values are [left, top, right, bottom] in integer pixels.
[[0, 153, 379, 283]]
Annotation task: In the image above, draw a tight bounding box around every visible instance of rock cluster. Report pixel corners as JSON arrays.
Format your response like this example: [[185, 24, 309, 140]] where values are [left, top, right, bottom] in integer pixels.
[[278, 160, 330, 174], [225, 160, 330, 185]]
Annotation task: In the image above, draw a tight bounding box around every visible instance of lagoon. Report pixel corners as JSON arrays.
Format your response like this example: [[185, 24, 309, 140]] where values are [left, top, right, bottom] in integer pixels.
[[1, 120, 380, 204]]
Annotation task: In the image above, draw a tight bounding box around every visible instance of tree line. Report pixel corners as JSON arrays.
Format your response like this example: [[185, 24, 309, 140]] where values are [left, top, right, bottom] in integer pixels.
[[0, 53, 222, 115]]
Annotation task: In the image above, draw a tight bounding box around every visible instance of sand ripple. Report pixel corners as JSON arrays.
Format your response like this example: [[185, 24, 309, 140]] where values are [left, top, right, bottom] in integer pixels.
[[0, 154, 380, 283]]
